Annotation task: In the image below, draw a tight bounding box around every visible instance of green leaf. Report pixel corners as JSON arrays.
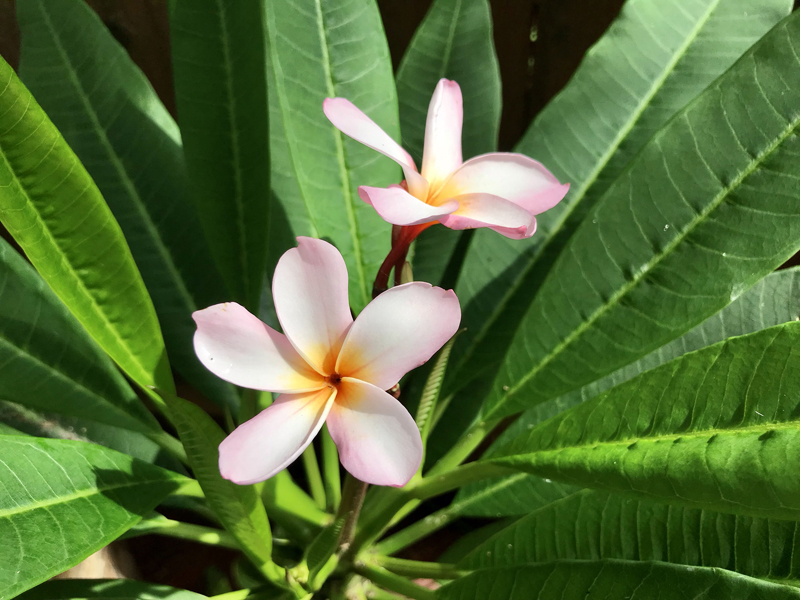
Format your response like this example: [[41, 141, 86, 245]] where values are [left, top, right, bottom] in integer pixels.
[[170, 0, 270, 312], [483, 11, 800, 421], [17, 579, 207, 600], [397, 0, 500, 287], [0, 400, 171, 467], [458, 267, 800, 516], [437, 0, 792, 438], [160, 391, 275, 573], [461, 489, 800, 581], [451, 473, 578, 519], [487, 322, 800, 520], [266, 0, 398, 313], [16, 0, 238, 410], [0, 237, 159, 434], [0, 57, 173, 394], [537, 266, 800, 427], [436, 518, 518, 565], [438, 560, 800, 600], [0, 436, 188, 600]]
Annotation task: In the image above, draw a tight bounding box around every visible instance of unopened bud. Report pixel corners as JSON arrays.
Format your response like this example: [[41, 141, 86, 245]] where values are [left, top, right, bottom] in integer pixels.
[[400, 261, 413, 284]]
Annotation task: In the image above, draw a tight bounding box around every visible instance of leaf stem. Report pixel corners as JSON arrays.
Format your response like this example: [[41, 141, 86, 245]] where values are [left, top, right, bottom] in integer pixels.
[[337, 474, 369, 554], [411, 462, 512, 500], [146, 428, 188, 464], [374, 505, 458, 556], [354, 563, 436, 600], [322, 425, 341, 512], [123, 515, 245, 549], [350, 462, 509, 558], [369, 556, 467, 580], [302, 445, 327, 510]]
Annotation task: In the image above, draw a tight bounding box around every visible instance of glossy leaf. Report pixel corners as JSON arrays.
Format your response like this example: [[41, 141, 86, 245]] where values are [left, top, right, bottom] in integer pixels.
[[17, 579, 207, 600], [170, 0, 270, 312], [436, 0, 792, 441], [375, 472, 573, 556], [0, 237, 159, 434], [0, 400, 169, 467], [461, 489, 800, 581], [160, 391, 275, 571], [438, 560, 800, 600], [0, 57, 173, 394], [487, 323, 800, 520], [266, 0, 398, 312], [0, 436, 188, 600], [484, 11, 800, 421], [17, 0, 237, 409], [457, 267, 800, 516]]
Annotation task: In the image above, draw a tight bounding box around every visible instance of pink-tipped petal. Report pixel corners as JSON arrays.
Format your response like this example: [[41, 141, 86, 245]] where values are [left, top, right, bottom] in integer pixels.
[[327, 378, 422, 487], [193, 303, 324, 392], [336, 282, 461, 390], [273, 237, 353, 375], [421, 79, 463, 187], [324, 97, 429, 199], [439, 193, 537, 239], [436, 153, 569, 214], [219, 387, 336, 485], [358, 185, 458, 226]]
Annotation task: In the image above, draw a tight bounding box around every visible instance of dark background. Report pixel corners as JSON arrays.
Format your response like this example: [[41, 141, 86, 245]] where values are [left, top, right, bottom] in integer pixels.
[[0, 0, 632, 151]]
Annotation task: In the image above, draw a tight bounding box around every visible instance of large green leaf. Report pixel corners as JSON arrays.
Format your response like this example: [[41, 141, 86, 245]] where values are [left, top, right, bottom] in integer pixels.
[[18, 579, 207, 600], [487, 323, 800, 520], [438, 561, 800, 600], [396, 0, 501, 288], [17, 0, 237, 410], [482, 11, 800, 421], [0, 436, 188, 600], [0, 237, 158, 434], [266, 0, 399, 313], [0, 400, 159, 463], [0, 57, 173, 394], [461, 490, 800, 581], [454, 267, 800, 516], [161, 392, 275, 573], [170, 0, 270, 313], [435, 0, 792, 441]]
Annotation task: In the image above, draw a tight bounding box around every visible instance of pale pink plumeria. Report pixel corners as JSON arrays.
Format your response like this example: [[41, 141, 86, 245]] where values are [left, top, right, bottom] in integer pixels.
[[324, 79, 569, 239], [193, 237, 461, 487]]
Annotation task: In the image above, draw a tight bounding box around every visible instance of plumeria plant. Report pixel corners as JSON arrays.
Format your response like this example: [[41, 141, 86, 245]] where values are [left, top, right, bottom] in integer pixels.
[[2, 0, 800, 599]]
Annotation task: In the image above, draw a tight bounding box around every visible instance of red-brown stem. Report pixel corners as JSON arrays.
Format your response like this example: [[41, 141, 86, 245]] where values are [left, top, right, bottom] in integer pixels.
[[372, 223, 434, 298]]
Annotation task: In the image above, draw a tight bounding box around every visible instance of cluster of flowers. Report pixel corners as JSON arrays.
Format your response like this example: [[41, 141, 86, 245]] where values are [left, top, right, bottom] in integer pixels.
[[193, 80, 568, 487]]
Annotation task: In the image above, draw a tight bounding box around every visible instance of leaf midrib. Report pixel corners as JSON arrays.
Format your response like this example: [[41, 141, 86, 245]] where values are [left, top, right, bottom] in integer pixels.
[[313, 0, 368, 308], [495, 418, 800, 463], [0, 472, 176, 519], [264, 7, 321, 239], [213, 0, 251, 304], [35, 1, 198, 317], [0, 69, 155, 389], [453, 0, 723, 387], [0, 330, 154, 433], [494, 100, 800, 410]]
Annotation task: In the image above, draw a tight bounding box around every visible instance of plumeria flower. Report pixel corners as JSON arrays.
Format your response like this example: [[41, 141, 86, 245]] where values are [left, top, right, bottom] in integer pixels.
[[324, 79, 569, 239], [193, 238, 461, 487]]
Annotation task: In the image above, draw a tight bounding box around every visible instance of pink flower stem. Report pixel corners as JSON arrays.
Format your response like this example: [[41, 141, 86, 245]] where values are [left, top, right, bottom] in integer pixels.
[[372, 223, 435, 298]]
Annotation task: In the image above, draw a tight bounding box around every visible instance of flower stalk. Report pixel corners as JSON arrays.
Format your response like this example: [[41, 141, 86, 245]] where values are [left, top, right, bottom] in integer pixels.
[[373, 223, 433, 298]]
